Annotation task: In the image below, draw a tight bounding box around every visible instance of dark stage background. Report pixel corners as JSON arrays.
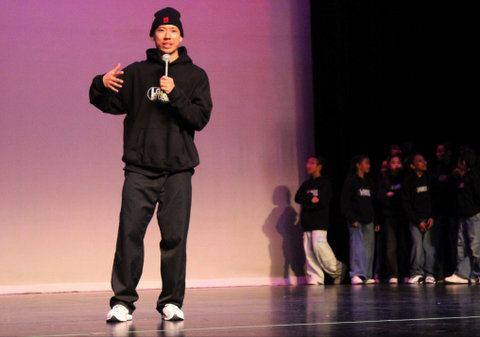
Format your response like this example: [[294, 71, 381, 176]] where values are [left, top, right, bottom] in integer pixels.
[[309, 1, 476, 265]]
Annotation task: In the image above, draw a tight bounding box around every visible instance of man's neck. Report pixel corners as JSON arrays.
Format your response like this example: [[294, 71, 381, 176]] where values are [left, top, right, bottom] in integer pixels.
[[164, 49, 180, 62]]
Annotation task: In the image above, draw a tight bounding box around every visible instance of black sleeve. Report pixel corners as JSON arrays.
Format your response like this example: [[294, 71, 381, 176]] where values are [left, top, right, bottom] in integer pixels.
[[294, 181, 313, 205], [89, 74, 126, 115], [169, 69, 212, 131], [402, 175, 421, 225], [376, 176, 390, 207]]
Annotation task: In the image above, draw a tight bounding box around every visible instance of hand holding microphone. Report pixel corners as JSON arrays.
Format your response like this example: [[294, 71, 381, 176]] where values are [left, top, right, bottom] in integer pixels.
[[159, 53, 174, 102]]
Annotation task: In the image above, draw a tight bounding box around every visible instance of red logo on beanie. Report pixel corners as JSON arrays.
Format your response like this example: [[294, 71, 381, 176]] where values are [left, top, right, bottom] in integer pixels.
[[163, 17, 169, 23]]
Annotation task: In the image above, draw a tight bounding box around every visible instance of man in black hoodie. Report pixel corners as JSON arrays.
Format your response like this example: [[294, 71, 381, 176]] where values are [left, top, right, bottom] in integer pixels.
[[89, 7, 212, 322], [341, 155, 378, 285], [295, 156, 345, 285], [402, 154, 436, 284], [445, 147, 480, 284]]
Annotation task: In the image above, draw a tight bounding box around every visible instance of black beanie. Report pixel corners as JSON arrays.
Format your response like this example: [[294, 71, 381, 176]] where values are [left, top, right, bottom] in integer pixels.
[[149, 7, 184, 37]]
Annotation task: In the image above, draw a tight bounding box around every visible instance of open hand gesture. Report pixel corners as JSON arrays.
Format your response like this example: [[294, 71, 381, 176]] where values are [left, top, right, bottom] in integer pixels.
[[102, 64, 124, 93]]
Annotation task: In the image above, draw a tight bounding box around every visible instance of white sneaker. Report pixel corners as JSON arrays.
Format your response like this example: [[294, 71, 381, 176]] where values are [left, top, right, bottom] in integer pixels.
[[106, 304, 132, 322], [365, 278, 376, 284], [408, 275, 424, 284], [445, 274, 469, 284], [351, 275, 363, 285], [307, 277, 322, 285], [162, 304, 185, 321], [425, 276, 436, 284], [388, 277, 398, 284]]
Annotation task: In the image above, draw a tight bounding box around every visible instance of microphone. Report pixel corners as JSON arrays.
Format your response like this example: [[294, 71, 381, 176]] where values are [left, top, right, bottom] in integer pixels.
[[159, 53, 171, 103], [162, 53, 171, 77]]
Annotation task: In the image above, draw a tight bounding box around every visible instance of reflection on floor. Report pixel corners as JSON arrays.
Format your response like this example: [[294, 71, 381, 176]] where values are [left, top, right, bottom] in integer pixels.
[[2, 284, 480, 336]]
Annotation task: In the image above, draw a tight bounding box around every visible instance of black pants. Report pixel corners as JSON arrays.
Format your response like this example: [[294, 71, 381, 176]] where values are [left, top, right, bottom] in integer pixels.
[[110, 170, 192, 313], [384, 215, 410, 279]]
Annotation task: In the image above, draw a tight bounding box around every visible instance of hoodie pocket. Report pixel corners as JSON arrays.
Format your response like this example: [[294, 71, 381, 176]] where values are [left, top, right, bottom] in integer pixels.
[[135, 128, 163, 164]]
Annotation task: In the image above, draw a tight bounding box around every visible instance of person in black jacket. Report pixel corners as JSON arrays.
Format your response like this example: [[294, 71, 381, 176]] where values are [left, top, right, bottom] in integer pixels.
[[89, 7, 212, 322], [431, 142, 457, 280], [445, 147, 480, 284], [376, 154, 409, 284], [295, 156, 345, 285], [341, 155, 379, 285], [402, 154, 436, 284]]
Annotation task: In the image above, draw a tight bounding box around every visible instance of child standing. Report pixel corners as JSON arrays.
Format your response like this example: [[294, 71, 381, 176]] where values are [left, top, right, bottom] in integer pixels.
[[402, 154, 436, 284], [445, 147, 480, 284], [376, 154, 409, 284], [432, 142, 457, 279], [341, 155, 378, 284], [295, 156, 345, 285]]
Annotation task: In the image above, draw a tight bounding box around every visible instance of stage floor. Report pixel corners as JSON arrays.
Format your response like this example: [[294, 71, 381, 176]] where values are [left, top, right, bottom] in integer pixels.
[[2, 284, 480, 336]]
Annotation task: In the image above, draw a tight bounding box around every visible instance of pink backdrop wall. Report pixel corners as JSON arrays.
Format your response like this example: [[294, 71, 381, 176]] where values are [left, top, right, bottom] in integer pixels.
[[0, 0, 313, 293]]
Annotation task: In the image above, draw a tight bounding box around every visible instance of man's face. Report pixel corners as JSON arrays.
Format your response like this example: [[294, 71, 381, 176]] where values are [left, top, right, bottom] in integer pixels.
[[411, 155, 427, 172], [436, 145, 450, 162], [388, 156, 402, 173], [151, 25, 183, 55], [306, 157, 321, 175], [357, 158, 371, 174]]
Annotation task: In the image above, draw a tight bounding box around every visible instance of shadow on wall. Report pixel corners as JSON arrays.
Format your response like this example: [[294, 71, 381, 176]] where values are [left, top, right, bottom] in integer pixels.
[[262, 186, 306, 285]]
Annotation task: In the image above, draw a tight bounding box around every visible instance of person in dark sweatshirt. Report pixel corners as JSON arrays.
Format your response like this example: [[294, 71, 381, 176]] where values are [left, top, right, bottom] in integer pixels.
[[431, 142, 457, 279], [295, 156, 345, 285], [341, 154, 378, 285], [445, 147, 480, 284], [402, 154, 436, 284], [376, 154, 409, 284], [89, 7, 212, 323]]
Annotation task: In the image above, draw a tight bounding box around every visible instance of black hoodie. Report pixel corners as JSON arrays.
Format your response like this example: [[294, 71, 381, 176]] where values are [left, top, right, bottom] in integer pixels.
[[376, 171, 405, 218], [294, 176, 332, 231], [456, 170, 480, 218], [341, 173, 375, 225], [89, 47, 212, 174], [402, 171, 432, 225]]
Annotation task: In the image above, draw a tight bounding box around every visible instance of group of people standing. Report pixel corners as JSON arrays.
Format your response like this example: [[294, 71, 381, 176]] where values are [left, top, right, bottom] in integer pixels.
[[295, 143, 480, 286], [89, 5, 476, 323]]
